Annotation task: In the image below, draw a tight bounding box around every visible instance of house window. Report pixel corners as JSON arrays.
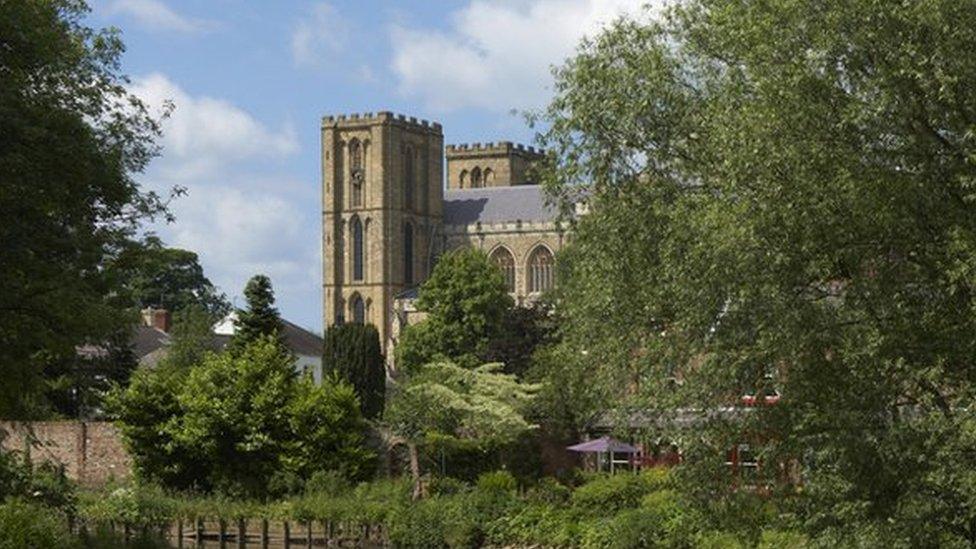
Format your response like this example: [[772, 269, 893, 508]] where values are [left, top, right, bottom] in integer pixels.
[[351, 216, 364, 281], [404, 222, 414, 285], [528, 246, 554, 293], [490, 247, 516, 293], [351, 294, 365, 324]]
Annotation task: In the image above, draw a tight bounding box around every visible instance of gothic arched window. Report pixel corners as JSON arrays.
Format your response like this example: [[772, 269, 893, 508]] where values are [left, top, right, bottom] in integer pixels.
[[471, 167, 482, 188], [403, 222, 414, 285], [528, 246, 554, 293], [350, 139, 363, 207], [351, 216, 364, 281], [484, 168, 494, 186], [351, 294, 365, 324], [404, 146, 415, 209], [459, 170, 469, 188], [490, 247, 516, 293]]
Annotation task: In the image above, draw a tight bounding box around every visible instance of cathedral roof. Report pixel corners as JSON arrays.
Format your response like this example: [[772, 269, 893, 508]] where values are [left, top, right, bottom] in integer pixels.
[[442, 185, 557, 225]]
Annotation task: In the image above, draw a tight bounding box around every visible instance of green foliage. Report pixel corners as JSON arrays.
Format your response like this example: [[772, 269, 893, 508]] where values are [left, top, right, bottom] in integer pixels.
[[231, 275, 285, 352], [108, 236, 230, 318], [77, 485, 176, 529], [0, 498, 75, 549], [537, 0, 976, 543], [571, 469, 669, 513], [476, 470, 518, 496], [387, 361, 538, 448], [322, 323, 386, 419], [161, 305, 216, 370], [0, 447, 76, 512], [113, 338, 373, 497], [397, 249, 514, 370], [0, 0, 170, 417]]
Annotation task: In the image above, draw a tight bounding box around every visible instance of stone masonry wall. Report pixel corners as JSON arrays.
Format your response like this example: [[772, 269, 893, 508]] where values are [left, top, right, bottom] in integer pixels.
[[0, 421, 131, 486]]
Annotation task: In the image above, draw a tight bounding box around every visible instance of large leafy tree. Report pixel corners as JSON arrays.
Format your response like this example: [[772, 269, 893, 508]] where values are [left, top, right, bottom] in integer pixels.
[[538, 0, 976, 544], [396, 249, 513, 370], [0, 1, 172, 416], [108, 236, 230, 318], [323, 323, 386, 419], [111, 338, 373, 496]]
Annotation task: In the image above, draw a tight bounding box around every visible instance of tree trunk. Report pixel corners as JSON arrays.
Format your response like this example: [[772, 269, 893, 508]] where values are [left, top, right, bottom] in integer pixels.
[[408, 441, 423, 500]]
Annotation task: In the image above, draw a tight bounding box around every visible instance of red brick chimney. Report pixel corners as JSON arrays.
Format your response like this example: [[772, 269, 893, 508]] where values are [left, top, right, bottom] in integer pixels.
[[141, 307, 171, 333]]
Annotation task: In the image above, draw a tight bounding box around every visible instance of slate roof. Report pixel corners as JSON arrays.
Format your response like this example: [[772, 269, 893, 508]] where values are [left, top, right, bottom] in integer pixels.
[[204, 320, 323, 358], [442, 185, 557, 225]]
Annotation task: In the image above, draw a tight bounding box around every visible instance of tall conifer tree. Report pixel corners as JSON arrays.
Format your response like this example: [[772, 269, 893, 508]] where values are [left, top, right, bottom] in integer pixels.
[[323, 323, 385, 419], [231, 275, 285, 351]]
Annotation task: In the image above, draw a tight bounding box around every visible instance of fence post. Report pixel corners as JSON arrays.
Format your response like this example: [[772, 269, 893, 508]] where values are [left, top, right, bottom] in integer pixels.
[[261, 518, 269, 549], [177, 519, 184, 549], [237, 518, 246, 549], [219, 519, 227, 548], [283, 520, 291, 549], [306, 520, 313, 548], [196, 517, 204, 548]]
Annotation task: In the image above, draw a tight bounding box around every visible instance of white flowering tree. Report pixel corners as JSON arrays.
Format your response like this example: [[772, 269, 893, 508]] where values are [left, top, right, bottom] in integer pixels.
[[384, 361, 539, 499]]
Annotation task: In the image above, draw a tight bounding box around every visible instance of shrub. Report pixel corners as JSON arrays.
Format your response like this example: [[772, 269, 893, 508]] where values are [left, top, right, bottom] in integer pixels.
[[78, 485, 176, 528], [758, 529, 809, 548], [571, 469, 670, 513], [696, 531, 746, 549], [476, 470, 517, 495], [305, 470, 352, 496], [485, 503, 579, 547], [429, 476, 468, 496], [0, 498, 75, 549], [526, 477, 571, 505]]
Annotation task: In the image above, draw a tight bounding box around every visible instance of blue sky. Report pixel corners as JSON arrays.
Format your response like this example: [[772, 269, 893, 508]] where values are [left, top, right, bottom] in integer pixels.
[[86, 0, 649, 332]]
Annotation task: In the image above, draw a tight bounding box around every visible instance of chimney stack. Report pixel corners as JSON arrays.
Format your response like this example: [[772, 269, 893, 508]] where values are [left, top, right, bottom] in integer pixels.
[[141, 307, 171, 333]]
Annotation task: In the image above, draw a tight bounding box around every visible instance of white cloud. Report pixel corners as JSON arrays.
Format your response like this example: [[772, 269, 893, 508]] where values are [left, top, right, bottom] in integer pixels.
[[129, 74, 318, 327], [105, 0, 210, 33], [130, 73, 299, 182], [390, 0, 659, 112], [291, 2, 349, 67]]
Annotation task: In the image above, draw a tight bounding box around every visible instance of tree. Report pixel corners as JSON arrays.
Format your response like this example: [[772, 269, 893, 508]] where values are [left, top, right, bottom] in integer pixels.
[[231, 275, 285, 351], [396, 249, 513, 371], [108, 236, 230, 319], [538, 0, 976, 544], [323, 323, 386, 419], [385, 361, 538, 499], [112, 338, 373, 496], [161, 304, 216, 370], [0, 0, 172, 417]]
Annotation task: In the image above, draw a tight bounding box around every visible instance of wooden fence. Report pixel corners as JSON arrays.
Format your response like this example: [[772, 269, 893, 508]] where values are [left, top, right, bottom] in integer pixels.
[[78, 518, 387, 547]]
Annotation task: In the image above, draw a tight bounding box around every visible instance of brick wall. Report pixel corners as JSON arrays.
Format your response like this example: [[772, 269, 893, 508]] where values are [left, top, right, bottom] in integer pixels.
[[0, 421, 132, 486]]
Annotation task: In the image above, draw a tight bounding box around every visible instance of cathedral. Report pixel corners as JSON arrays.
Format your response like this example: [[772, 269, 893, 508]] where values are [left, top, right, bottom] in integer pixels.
[[321, 111, 567, 364]]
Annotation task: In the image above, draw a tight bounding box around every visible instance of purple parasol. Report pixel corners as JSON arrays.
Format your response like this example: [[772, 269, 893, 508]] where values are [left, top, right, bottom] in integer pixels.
[[567, 436, 638, 454]]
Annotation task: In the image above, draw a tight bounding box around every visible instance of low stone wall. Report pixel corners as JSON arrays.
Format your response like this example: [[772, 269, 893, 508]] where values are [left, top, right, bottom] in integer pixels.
[[0, 421, 131, 486]]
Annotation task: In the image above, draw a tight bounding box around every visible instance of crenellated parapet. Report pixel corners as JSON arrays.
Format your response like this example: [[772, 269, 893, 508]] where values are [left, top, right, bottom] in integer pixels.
[[446, 141, 543, 158], [322, 111, 442, 134]]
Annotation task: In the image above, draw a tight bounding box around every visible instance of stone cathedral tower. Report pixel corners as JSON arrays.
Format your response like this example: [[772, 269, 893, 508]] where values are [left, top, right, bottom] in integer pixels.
[[321, 112, 443, 353]]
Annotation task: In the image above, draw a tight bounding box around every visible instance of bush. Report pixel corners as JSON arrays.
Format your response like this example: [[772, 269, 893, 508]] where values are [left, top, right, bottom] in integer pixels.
[[571, 469, 670, 513], [526, 477, 571, 505], [476, 470, 517, 495], [305, 469, 352, 496], [0, 498, 75, 549], [485, 503, 579, 547], [78, 485, 176, 528], [758, 529, 809, 548]]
